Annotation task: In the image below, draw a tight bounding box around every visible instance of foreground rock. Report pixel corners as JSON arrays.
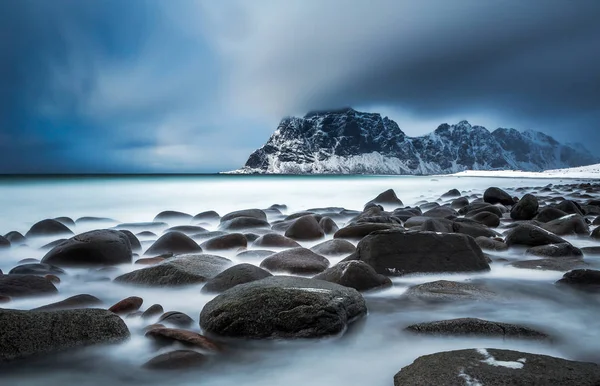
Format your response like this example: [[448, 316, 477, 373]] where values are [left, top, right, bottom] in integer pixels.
[[0, 275, 58, 298], [200, 276, 367, 338], [41, 230, 132, 267], [114, 254, 231, 286], [403, 280, 496, 302], [313, 261, 391, 292], [284, 215, 325, 240], [505, 223, 566, 247], [483, 187, 514, 206], [260, 248, 330, 274], [143, 350, 206, 370], [144, 232, 202, 256], [33, 294, 103, 311], [349, 230, 489, 275], [556, 269, 600, 291], [510, 194, 539, 220], [201, 264, 272, 293], [405, 318, 548, 339], [394, 348, 600, 386], [0, 309, 129, 361]]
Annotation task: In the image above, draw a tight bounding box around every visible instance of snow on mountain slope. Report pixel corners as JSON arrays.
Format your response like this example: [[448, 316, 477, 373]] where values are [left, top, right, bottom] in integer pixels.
[[452, 163, 600, 178], [228, 108, 599, 175]]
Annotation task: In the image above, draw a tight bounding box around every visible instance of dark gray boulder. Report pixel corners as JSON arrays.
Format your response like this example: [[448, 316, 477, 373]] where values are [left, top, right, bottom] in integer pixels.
[[33, 294, 103, 311], [201, 263, 272, 293], [0, 275, 58, 298], [468, 211, 500, 227], [451, 197, 469, 210], [200, 233, 247, 251], [534, 207, 568, 223], [193, 210, 220, 222], [366, 189, 403, 207], [591, 226, 600, 239], [310, 239, 356, 256], [475, 236, 508, 251], [313, 260, 391, 292], [153, 211, 193, 223], [403, 280, 496, 302], [420, 218, 453, 233], [463, 203, 504, 218], [218, 217, 270, 231], [142, 350, 206, 370], [334, 223, 401, 239], [405, 318, 548, 339], [526, 243, 583, 258], [0, 308, 130, 361], [483, 187, 515, 206], [422, 206, 458, 219], [114, 254, 231, 286], [319, 217, 339, 235], [120, 230, 142, 251], [441, 189, 461, 198], [4, 231, 25, 245], [253, 233, 300, 248], [25, 219, 73, 238], [199, 276, 367, 338], [510, 193, 539, 220], [220, 209, 267, 223], [394, 348, 600, 386], [542, 215, 589, 236], [505, 224, 566, 247], [555, 200, 584, 215], [593, 216, 600, 225], [284, 215, 325, 240], [260, 248, 330, 274], [452, 220, 499, 239], [158, 311, 194, 328], [41, 229, 133, 267], [352, 230, 489, 275], [582, 246, 600, 255], [144, 232, 202, 256], [8, 263, 66, 276], [236, 250, 275, 259], [511, 258, 587, 271], [556, 269, 600, 290], [164, 225, 208, 235], [141, 304, 164, 319]]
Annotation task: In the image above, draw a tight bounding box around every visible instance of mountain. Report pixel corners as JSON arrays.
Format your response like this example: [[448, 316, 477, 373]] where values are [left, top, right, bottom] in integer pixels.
[[229, 108, 599, 174]]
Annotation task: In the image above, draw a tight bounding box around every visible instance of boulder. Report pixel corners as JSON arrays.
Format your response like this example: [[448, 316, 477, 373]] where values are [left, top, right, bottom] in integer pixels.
[[441, 189, 461, 198], [220, 209, 267, 223], [201, 264, 272, 293], [319, 217, 339, 235], [8, 263, 66, 276], [114, 254, 231, 286], [366, 189, 403, 207], [352, 230, 489, 275], [193, 210, 220, 222], [505, 224, 566, 247], [4, 231, 25, 245], [115, 222, 168, 231], [199, 276, 367, 338], [0, 275, 58, 298], [218, 217, 270, 231], [334, 223, 400, 239], [452, 220, 499, 239], [534, 207, 568, 223], [510, 194, 539, 220], [420, 218, 453, 233], [555, 200, 584, 215], [260, 247, 330, 275], [253, 233, 300, 249], [403, 280, 496, 302], [142, 350, 206, 370], [313, 261, 392, 292], [422, 206, 458, 219], [468, 211, 500, 227], [394, 348, 600, 386], [419, 202, 440, 211], [464, 203, 504, 218], [405, 318, 548, 339], [145, 327, 220, 351], [158, 311, 194, 328], [475, 236, 508, 251], [526, 243, 583, 258], [0, 308, 129, 361], [144, 232, 202, 256], [119, 230, 141, 251], [511, 258, 587, 272], [284, 215, 325, 240], [54, 217, 75, 227], [0, 237, 11, 248], [33, 294, 103, 311], [556, 269, 600, 290], [483, 187, 515, 206], [594, 216, 600, 226], [592, 226, 600, 239], [451, 197, 469, 210], [153, 211, 193, 223], [310, 239, 356, 256], [236, 250, 275, 259], [108, 296, 143, 314], [164, 226, 208, 236], [581, 246, 600, 255], [542, 215, 589, 236], [25, 219, 73, 238], [200, 233, 247, 251], [141, 304, 164, 319]]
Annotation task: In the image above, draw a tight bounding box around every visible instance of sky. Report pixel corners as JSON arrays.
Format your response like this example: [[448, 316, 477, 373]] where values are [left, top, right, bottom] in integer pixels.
[[1, 0, 599, 173]]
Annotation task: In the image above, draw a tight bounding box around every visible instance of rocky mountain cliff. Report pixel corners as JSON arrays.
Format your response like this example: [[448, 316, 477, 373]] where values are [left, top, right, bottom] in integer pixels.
[[229, 108, 598, 174]]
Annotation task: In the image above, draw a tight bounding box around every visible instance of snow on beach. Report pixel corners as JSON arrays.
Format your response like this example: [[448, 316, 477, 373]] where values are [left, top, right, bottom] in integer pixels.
[[451, 163, 600, 179]]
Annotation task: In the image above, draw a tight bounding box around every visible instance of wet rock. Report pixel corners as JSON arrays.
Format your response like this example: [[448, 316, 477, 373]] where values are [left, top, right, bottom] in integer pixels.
[[451, 197, 469, 210], [158, 311, 194, 328], [505, 223, 566, 247], [119, 230, 141, 251], [464, 203, 504, 218], [25, 219, 73, 238], [542, 215, 589, 236], [452, 219, 499, 239], [352, 230, 489, 275], [313, 260, 392, 292], [153, 211, 193, 223], [555, 200, 584, 215], [0, 275, 58, 298], [581, 246, 600, 255], [526, 243, 583, 258], [511, 258, 586, 271], [41, 229, 133, 267], [0, 236, 12, 249], [141, 304, 164, 319], [319, 217, 339, 235], [252, 233, 300, 248], [221, 209, 267, 223], [468, 211, 501, 228], [404, 216, 433, 228], [54, 217, 75, 227], [199, 276, 367, 339], [475, 236, 508, 251], [144, 232, 202, 256], [403, 280, 496, 302], [201, 263, 272, 293], [33, 294, 103, 311], [236, 250, 275, 259], [441, 189, 461, 198], [556, 269, 600, 291], [114, 254, 231, 286], [392, 208, 422, 221], [164, 225, 208, 236], [218, 217, 271, 231], [310, 239, 356, 256], [193, 211, 220, 222], [419, 202, 440, 211], [593, 216, 600, 226], [284, 215, 325, 241], [200, 233, 247, 251], [483, 187, 515, 206], [405, 318, 548, 339], [4, 231, 26, 245], [420, 218, 453, 233], [145, 328, 220, 351], [108, 296, 143, 315], [334, 223, 400, 239], [510, 194, 539, 220], [366, 189, 403, 207], [422, 206, 458, 219], [592, 226, 600, 239], [142, 350, 206, 370], [45, 274, 60, 284], [260, 247, 330, 275], [534, 207, 568, 223], [135, 257, 166, 265], [8, 263, 66, 276], [136, 231, 157, 238], [393, 348, 600, 386]]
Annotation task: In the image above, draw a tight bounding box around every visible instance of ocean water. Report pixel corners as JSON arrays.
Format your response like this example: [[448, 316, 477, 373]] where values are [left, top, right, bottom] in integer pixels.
[[0, 175, 599, 385]]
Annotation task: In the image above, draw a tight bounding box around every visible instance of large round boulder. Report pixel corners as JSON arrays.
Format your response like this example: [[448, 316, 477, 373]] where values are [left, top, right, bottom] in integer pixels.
[[220, 209, 267, 223], [310, 239, 356, 256], [144, 232, 202, 256], [351, 230, 490, 275], [25, 219, 73, 238], [556, 269, 600, 291], [120, 230, 142, 251], [474, 236, 508, 251], [218, 217, 270, 231], [193, 210, 220, 222], [199, 276, 367, 338], [41, 229, 133, 267], [334, 223, 400, 240], [253, 233, 300, 249], [284, 215, 325, 240], [534, 207, 567, 223], [526, 243, 583, 258], [366, 189, 403, 208], [403, 280, 496, 302], [483, 187, 515, 206], [313, 260, 391, 292], [510, 193, 539, 220], [405, 318, 548, 339], [319, 217, 339, 235], [0, 275, 58, 298], [4, 231, 25, 245], [394, 348, 600, 386], [505, 223, 566, 247], [200, 233, 247, 251], [0, 308, 130, 361], [591, 226, 600, 239], [153, 211, 193, 223], [467, 211, 500, 227], [201, 263, 272, 293], [33, 294, 103, 311], [260, 247, 330, 275], [8, 263, 66, 276], [542, 214, 589, 236]]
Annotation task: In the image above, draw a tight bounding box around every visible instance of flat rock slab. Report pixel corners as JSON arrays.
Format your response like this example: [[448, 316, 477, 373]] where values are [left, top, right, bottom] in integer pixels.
[[405, 318, 548, 339], [394, 348, 600, 386], [403, 280, 497, 302]]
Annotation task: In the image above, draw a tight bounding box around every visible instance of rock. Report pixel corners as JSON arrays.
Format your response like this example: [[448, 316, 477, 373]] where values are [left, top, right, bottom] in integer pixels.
[[108, 296, 143, 314], [319, 217, 339, 235], [236, 250, 275, 259], [218, 217, 271, 231], [464, 203, 504, 218], [33, 294, 103, 311], [39, 239, 67, 250], [144, 232, 202, 256], [352, 230, 489, 275], [0, 275, 58, 298], [75, 217, 118, 225], [4, 231, 26, 245], [135, 257, 166, 265], [475, 236, 508, 251], [141, 304, 164, 319], [0, 295, 10, 303], [542, 215, 589, 235], [153, 211, 193, 223], [451, 197, 469, 210], [158, 311, 194, 328], [452, 220, 499, 239], [310, 239, 356, 256], [534, 207, 568, 223], [45, 274, 60, 284], [420, 218, 453, 233], [405, 318, 548, 339], [193, 210, 220, 222], [367, 189, 403, 207], [526, 243, 583, 258], [555, 200, 584, 215], [199, 276, 367, 338], [334, 223, 400, 239], [511, 258, 586, 271], [221, 209, 267, 223], [393, 348, 600, 386], [582, 246, 600, 255], [592, 226, 600, 239], [145, 328, 220, 352], [25, 219, 73, 238], [403, 280, 496, 302], [505, 223, 566, 247], [313, 260, 391, 292], [0, 237, 11, 249], [142, 350, 206, 370], [201, 263, 272, 293], [392, 208, 422, 221], [114, 254, 231, 286], [422, 206, 458, 219], [252, 233, 300, 248], [510, 193, 539, 220], [441, 189, 461, 198], [136, 231, 157, 238], [200, 233, 247, 251], [260, 247, 330, 274], [115, 222, 168, 231], [419, 202, 440, 211], [593, 216, 600, 226], [118, 230, 141, 251], [483, 187, 515, 206], [404, 216, 432, 228], [54, 217, 75, 227], [8, 263, 66, 276], [556, 269, 600, 290], [468, 211, 500, 227], [284, 215, 325, 240]]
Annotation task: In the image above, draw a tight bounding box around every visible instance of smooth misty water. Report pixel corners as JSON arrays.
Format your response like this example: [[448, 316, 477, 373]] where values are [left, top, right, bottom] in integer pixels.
[[1, 175, 599, 386]]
